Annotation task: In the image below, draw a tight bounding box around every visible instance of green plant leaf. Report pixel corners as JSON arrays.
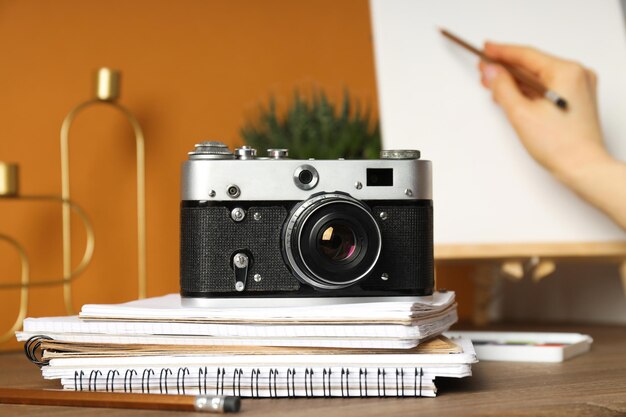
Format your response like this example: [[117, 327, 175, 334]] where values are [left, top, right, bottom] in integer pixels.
[[240, 88, 381, 159]]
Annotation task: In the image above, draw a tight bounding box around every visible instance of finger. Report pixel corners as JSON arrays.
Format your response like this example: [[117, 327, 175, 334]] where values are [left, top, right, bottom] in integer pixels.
[[480, 73, 489, 89], [484, 42, 565, 80], [479, 61, 535, 97], [519, 83, 541, 99], [586, 68, 598, 91], [479, 60, 490, 88], [482, 64, 532, 121], [585, 68, 599, 108], [483, 59, 539, 99]]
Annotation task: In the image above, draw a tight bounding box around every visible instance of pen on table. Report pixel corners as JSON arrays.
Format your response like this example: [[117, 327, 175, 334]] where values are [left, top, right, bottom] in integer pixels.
[[439, 28, 568, 110], [0, 388, 241, 413]]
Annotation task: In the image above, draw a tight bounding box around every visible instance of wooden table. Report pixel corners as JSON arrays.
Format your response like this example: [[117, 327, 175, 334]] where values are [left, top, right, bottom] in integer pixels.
[[1, 324, 625, 417]]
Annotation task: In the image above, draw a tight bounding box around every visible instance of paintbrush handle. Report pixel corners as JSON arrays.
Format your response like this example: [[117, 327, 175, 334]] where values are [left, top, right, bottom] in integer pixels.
[[440, 28, 567, 109]]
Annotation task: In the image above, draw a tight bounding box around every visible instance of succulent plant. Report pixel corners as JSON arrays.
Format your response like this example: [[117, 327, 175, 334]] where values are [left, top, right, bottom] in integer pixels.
[[240, 90, 381, 159]]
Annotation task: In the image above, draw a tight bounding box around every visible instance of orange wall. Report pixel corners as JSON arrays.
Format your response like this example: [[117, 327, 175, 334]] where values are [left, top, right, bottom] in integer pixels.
[[0, 0, 470, 350]]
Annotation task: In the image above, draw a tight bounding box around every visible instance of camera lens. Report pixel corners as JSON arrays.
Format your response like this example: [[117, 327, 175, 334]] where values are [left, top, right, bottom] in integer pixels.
[[318, 223, 357, 262], [282, 193, 381, 290]]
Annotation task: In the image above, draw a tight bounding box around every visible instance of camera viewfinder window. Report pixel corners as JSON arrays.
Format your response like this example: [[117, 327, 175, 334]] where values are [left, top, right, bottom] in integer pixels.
[[366, 168, 393, 186]]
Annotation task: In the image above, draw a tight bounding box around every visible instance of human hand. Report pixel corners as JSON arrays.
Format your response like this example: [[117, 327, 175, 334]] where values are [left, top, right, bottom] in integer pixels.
[[478, 42, 610, 183]]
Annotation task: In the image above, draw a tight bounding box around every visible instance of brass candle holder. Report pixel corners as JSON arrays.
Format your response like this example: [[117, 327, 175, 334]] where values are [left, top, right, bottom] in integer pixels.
[[1, 68, 147, 344], [60, 68, 147, 306], [0, 163, 94, 343]]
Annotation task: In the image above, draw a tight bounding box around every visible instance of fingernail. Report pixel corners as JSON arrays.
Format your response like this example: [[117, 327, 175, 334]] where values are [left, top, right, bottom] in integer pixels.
[[483, 64, 499, 86], [483, 41, 497, 57]]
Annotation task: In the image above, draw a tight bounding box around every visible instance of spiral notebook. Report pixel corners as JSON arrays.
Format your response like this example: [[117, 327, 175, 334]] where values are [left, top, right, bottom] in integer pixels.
[[18, 292, 472, 397], [31, 336, 476, 398]]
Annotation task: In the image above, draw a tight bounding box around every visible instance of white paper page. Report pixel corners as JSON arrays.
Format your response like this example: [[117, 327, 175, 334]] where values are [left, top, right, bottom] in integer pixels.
[[22, 312, 454, 338], [79, 292, 455, 321], [16, 309, 457, 348]]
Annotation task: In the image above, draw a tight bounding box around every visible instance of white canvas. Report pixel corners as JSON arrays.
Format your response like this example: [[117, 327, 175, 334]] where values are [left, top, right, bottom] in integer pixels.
[[370, 0, 626, 246]]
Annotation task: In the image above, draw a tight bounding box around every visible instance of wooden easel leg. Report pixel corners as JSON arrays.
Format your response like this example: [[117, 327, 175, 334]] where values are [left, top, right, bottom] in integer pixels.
[[472, 263, 498, 326]]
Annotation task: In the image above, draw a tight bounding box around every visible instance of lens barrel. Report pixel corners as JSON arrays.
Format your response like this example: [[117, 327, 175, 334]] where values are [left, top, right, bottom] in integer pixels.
[[282, 193, 382, 290]]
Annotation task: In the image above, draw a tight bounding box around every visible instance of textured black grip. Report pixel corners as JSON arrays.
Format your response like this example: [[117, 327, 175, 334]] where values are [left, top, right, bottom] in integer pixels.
[[180, 206, 298, 293], [365, 205, 434, 292]]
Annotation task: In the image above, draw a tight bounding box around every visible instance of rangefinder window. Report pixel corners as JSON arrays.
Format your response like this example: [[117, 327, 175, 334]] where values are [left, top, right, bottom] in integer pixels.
[[366, 168, 393, 186]]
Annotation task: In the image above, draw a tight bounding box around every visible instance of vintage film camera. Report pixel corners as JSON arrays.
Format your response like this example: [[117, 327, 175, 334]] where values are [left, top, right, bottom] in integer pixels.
[[180, 141, 433, 300]]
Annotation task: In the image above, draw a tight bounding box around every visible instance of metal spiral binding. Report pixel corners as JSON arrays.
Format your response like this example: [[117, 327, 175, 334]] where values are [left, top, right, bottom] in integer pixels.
[[322, 368, 333, 397], [74, 370, 84, 391], [141, 369, 154, 393], [304, 368, 314, 398], [199, 366, 208, 395], [250, 368, 260, 398], [377, 369, 387, 397], [88, 370, 101, 391], [396, 368, 404, 397], [359, 368, 368, 397], [57, 365, 431, 397], [124, 369, 137, 393], [268, 369, 274, 398], [250, 369, 256, 398], [268, 369, 279, 398], [238, 369, 244, 396], [159, 368, 172, 394], [177, 367, 190, 394], [232, 369, 242, 396], [414, 367, 423, 397], [341, 368, 350, 397], [215, 368, 225, 395], [286, 368, 296, 398], [24, 335, 53, 367], [105, 370, 119, 392]]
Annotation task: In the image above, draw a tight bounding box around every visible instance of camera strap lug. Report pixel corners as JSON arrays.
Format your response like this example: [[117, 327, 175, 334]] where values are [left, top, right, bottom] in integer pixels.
[[232, 252, 250, 292]]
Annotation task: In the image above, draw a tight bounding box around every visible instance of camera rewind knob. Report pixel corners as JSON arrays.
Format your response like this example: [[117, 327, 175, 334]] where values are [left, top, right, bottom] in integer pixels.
[[380, 149, 421, 160], [188, 141, 235, 160], [267, 148, 289, 159], [235, 146, 257, 160]]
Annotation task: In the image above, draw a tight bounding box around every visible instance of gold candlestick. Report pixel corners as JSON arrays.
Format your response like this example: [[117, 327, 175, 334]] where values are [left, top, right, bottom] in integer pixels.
[[0, 163, 94, 343], [60, 68, 147, 312]]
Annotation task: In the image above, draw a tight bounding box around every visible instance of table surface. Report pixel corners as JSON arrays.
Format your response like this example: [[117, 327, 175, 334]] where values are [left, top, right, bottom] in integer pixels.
[[1, 323, 625, 417]]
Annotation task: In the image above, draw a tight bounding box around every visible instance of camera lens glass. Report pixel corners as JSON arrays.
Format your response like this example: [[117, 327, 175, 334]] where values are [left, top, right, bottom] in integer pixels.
[[318, 223, 357, 262], [283, 193, 382, 290]]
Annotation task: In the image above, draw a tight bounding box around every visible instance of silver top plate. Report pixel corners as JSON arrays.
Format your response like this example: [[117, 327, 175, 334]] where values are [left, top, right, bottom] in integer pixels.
[[181, 158, 432, 201]]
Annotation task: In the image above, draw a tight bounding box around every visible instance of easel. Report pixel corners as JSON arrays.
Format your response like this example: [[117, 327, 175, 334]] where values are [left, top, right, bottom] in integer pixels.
[[436, 242, 626, 325]]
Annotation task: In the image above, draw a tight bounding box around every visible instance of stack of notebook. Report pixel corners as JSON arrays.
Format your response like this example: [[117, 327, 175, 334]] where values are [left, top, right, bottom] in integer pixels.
[[16, 291, 477, 397]]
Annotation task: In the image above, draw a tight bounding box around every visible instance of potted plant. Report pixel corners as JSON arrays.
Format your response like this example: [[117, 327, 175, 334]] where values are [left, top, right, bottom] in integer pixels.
[[241, 90, 381, 159]]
